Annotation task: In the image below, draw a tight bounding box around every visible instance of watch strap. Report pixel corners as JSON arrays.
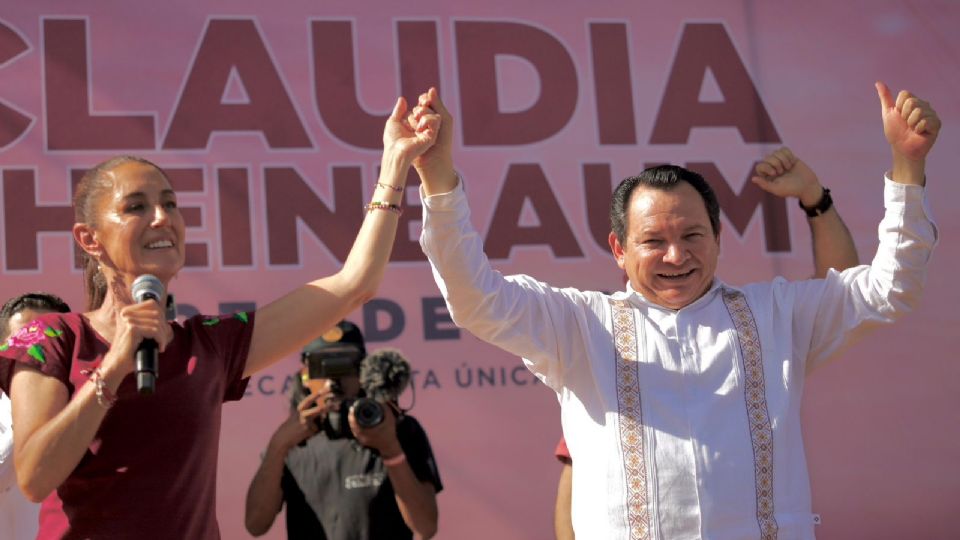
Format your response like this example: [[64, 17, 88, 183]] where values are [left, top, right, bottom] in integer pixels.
[[799, 187, 832, 217]]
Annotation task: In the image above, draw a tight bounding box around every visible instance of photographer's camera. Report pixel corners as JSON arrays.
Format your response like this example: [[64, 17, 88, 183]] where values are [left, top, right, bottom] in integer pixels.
[[350, 398, 385, 428], [297, 323, 411, 439]]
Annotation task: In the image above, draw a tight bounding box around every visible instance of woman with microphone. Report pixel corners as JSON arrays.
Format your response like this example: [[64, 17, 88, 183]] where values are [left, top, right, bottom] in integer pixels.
[[0, 92, 441, 539]]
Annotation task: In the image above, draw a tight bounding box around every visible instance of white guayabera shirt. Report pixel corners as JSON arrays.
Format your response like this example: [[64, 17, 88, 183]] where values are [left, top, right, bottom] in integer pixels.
[[0, 392, 14, 492], [420, 176, 937, 540]]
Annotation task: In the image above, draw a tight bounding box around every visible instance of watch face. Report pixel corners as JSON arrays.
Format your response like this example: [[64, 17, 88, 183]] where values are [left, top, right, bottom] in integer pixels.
[[800, 187, 832, 217]]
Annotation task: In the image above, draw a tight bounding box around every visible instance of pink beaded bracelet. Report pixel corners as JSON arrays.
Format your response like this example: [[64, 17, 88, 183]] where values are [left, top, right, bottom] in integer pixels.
[[365, 201, 403, 215], [82, 368, 117, 409], [382, 452, 407, 467]]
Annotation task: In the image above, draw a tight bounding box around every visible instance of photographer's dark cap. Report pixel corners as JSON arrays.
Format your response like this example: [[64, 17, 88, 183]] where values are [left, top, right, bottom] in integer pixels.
[[301, 320, 366, 360]]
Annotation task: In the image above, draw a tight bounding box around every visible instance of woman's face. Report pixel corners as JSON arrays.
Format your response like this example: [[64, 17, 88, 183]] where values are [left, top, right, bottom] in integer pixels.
[[90, 162, 186, 285]]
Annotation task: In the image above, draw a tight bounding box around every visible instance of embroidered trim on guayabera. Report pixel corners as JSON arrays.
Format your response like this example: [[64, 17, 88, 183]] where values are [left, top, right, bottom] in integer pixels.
[[610, 299, 652, 540], [721, 289, 779, 540]]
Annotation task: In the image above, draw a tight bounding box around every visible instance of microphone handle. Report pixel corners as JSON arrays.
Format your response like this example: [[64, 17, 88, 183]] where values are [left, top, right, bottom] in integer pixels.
[[136, 338, 158, 395]]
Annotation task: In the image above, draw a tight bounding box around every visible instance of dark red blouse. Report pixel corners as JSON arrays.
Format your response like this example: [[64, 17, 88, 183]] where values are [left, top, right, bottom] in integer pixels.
[[0, 310, 254, 539]]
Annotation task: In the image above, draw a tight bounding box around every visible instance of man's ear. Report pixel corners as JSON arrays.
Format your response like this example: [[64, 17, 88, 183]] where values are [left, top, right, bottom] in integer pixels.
[[73, 223, 101, 260], [608, 231, 626, 270]]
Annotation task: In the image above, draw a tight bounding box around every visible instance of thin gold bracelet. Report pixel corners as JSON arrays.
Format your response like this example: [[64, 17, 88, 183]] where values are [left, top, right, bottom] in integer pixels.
[[375, 181, 403, 192]]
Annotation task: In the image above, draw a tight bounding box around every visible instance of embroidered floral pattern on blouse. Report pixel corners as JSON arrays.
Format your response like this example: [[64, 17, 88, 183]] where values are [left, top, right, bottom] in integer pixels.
[[0, 322, 63, 363]]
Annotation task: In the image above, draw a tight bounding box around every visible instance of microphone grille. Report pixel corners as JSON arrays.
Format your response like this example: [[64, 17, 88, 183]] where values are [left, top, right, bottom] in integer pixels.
[[359, 348, 411, 400], [131, 274, 164, 303]]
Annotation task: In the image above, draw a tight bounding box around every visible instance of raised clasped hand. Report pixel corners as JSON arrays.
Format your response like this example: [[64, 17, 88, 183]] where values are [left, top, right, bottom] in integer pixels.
[[411, 87, 454, 179], [383, 91, 442, 163]]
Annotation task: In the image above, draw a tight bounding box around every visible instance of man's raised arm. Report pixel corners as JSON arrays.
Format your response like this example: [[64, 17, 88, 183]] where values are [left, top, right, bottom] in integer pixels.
[[751, 147, 860, 277], [412, 88, 458, 196]]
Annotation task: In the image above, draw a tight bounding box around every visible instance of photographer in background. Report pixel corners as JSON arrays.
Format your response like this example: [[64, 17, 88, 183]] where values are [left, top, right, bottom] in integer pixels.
[[245, 320, 441, 540]]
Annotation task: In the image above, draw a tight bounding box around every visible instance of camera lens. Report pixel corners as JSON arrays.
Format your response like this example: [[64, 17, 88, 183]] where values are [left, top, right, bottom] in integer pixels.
[[351, 398, 384, 428]]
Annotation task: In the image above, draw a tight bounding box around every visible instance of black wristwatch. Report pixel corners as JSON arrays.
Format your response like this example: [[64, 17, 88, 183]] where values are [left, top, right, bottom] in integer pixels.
[[799, 187, 832, 217]]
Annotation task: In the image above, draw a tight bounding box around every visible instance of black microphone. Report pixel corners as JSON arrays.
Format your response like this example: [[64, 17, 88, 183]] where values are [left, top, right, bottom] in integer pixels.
[[131, 274, 164, 395]]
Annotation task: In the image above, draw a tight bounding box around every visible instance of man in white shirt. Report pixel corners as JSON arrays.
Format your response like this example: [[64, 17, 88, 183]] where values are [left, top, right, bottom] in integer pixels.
[[552, 146, 862, 540], [0, 292, 71, 540], [412, 82, 940, 539]]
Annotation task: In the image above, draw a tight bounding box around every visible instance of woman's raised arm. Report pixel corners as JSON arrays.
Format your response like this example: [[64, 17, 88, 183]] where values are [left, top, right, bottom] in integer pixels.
[[243, 92, 441, 377]]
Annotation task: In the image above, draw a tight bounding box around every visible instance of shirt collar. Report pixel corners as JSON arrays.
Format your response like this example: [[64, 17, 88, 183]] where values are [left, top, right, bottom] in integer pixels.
[[615, 278, 727, 313]]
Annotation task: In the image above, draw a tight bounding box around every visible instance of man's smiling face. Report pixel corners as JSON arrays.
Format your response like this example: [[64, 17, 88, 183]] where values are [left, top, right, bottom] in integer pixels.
[[609, 181, 720, 310]]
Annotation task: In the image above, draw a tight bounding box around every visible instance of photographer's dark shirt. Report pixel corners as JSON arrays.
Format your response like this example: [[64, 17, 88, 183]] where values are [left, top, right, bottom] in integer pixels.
[[282, 415, 442, 540]]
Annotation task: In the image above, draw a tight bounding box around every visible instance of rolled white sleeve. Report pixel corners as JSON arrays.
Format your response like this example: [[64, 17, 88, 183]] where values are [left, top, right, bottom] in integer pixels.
[[419, 180, 602, 391], [797, 177, 938, 367]]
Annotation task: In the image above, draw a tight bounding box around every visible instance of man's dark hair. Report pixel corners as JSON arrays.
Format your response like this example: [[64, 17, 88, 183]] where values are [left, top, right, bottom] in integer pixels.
[[610, 165, 721, 244], [0, 292, 71, 341]]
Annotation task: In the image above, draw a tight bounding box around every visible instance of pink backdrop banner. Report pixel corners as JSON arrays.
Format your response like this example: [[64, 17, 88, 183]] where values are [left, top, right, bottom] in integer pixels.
[[1, 1, 958, 538]]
